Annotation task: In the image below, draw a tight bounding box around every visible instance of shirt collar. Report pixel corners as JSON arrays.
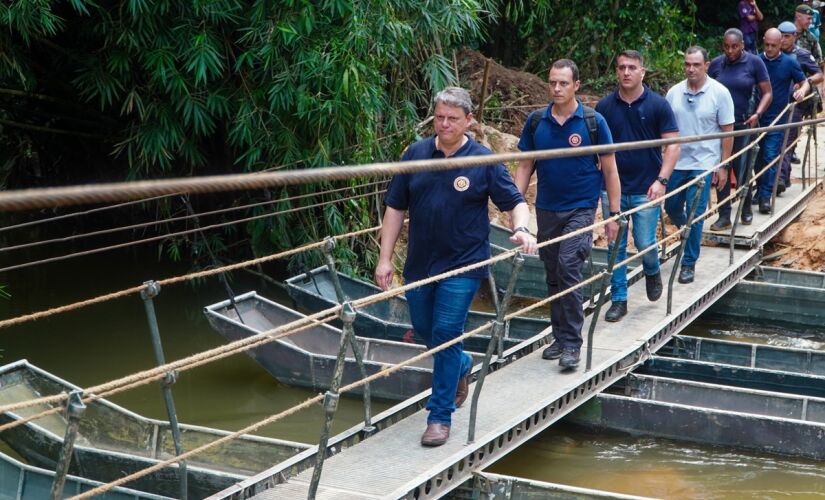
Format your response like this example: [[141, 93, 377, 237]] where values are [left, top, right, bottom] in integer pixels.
[[682, 77, 711, 95], [763, 51, 782, 62], [613, 86, 649, 104], [543, 101, 584, 121], [428, 134, 473, 157]]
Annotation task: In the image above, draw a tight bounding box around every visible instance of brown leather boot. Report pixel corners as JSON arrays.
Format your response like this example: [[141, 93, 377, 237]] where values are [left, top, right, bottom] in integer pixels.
[[454, 373, 469, 408], [420, 423, 450, 447]]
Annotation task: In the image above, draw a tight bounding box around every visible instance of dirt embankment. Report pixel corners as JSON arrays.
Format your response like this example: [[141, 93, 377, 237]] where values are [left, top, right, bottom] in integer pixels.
[[764, 188, 825, 271]]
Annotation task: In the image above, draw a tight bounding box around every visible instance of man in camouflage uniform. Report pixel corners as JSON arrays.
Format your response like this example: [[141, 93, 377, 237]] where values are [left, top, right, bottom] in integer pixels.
[[796, 4, 824, 68]]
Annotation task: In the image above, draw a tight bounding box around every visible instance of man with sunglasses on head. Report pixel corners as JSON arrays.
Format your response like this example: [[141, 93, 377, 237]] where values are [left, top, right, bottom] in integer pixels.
[[665, 46, 735, 285]]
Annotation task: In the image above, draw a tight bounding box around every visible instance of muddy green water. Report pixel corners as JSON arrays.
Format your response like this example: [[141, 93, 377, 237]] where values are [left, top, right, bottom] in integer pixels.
[[3, 239, 825, 498]]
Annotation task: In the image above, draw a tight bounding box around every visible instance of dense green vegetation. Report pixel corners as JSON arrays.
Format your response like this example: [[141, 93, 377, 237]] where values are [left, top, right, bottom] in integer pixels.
[[0, 0, 799, 277]]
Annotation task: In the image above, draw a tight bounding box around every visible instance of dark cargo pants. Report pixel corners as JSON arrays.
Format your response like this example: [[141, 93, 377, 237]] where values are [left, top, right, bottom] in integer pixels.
[[537, 207, 595, 351]]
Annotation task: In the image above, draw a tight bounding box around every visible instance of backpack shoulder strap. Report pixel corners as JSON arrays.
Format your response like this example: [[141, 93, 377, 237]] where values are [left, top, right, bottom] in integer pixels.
[[528, 110, 542, 143], [581, 105, 601, 167]]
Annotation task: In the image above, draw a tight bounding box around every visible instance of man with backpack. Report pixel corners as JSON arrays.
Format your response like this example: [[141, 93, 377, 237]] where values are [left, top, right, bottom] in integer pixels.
[[515, 59, 621, 370], [595, 50, 680, 323]]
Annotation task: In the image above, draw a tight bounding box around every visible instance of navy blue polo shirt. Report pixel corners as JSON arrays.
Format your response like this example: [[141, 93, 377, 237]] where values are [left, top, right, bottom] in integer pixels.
[[595, 87, 678, 195], [789, 46, 821, 81], [384, 135, 524, 282], [517, 102, 613, 211], [708, 52, 769, 122], [759, 52, 806, 125]]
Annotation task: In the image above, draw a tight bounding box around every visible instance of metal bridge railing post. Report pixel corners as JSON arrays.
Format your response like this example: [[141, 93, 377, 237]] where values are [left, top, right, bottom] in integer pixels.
[[308, 302, 357, 499], [49, 390, 86, 500], [658, 208, 668, 262], [467, 253, 524, 444], [667, 178, 706, 316], [771, 104, 796, 215], [585, 217, 627, 371], [802, 120, 813, 190], [730, 142, 760, 265], [815, 119, 819, 184], [487, 273, 501, 317], [587, 252, 596, 307], [320, 239, 373, 430], [140, 280, 188, 500]]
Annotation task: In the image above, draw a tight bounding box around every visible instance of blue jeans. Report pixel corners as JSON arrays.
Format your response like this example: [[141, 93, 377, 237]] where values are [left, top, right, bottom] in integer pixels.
[[406, 277, 478, 426], [664, 169, 711, 269], [756, 130, 783, 201], [600, 192, 661, 302]]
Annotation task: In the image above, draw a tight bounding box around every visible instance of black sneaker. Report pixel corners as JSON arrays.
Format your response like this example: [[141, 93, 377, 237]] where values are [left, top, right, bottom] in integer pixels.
[[791, 154, 801, 164], [559, 347, 580, 369], [678, 266, 695, 284], [740, 211, 753, 225], [777, 182, 786, 196], [759, 198, 771, 214], [645, 271, 663, 301], [604, 301, 627, 322], [785, 177, 793, 188], [542, 342, 563, 360]]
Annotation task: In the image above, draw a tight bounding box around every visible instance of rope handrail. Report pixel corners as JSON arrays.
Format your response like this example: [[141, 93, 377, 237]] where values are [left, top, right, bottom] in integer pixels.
[[0, 112, 820, 212], [0, 180, 388, 254], [0, 224, 379, 330], [0, 100, 807, 438], [0, 187, 387, 274], [0, 130, 808, 486]]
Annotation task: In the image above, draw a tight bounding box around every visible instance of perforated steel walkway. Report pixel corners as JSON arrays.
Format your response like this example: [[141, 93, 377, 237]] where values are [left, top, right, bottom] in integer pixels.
[[213, 176, 823, 500]]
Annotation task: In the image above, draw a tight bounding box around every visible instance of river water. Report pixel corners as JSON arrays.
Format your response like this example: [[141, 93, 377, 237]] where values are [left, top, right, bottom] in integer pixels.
[[2, 234, 825, 498]]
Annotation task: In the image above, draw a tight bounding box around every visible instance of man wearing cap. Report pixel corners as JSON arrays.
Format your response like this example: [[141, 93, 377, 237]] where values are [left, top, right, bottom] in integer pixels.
[[739, 0, 764, 54], [796, 4, 824, 69], [779, 21, 822, 188], [708, 28, 772, 229], [754, 28, 810, 215]]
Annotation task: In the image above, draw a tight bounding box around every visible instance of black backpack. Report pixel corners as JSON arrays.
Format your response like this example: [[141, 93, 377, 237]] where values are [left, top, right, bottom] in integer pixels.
[[527, 102, 601, 168]]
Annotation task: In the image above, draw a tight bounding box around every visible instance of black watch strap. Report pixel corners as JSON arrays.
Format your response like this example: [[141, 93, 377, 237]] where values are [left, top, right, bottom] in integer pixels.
[[608, 211, 621, 217], [513, 226, 531, 235], [656, 176, 669, 186]]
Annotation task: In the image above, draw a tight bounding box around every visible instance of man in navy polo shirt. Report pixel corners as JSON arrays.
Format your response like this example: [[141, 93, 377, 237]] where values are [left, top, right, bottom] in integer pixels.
[[755, 28, 809, 215], [596, 50, 680, 323], [376, 87, 536, 447], [708, 28, 772, 228], [515, 59, 621, 369], [665, 46, 735, 285]]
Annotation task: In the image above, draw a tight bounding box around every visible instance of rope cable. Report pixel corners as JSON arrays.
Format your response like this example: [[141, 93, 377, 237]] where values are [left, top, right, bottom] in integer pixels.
[[0, 113, 817, 212]]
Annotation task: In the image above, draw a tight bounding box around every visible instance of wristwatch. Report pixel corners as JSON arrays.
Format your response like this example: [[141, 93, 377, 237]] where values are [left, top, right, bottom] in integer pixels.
[[608, 211, 621, 217], [513, 226, 531, 235], [656, 176, 669, 186]]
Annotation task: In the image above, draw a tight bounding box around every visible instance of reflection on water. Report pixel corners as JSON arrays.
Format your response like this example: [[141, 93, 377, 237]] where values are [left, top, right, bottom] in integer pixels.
[[0, 246, 391, 445], [682, 318, 825, 351], [491, 423, 825, 499]]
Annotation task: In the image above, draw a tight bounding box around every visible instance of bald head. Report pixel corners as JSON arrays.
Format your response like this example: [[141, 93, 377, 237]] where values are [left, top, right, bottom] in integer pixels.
[[764, 28, 782, 58]]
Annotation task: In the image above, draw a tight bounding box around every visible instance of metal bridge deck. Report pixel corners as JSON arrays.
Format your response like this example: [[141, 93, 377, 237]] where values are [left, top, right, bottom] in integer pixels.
[[221, 177, 822, 499]]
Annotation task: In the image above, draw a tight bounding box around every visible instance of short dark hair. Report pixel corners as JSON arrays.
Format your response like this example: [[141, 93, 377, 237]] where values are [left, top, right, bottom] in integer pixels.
[[724, 28, 744, 43], [685, 45, 709, 62], [550, 59, 579, 81], [617, 50, 645, 66]]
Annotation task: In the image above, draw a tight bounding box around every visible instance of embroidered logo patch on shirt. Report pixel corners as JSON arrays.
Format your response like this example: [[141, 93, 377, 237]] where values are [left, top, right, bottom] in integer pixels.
[[453, 176, 470, 192], [568, 133, 582, 147]]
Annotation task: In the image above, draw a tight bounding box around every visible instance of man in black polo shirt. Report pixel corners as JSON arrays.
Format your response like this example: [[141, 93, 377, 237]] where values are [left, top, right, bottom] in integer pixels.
[[376, 87, 536, 447], [595, 50, 680, 322]]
